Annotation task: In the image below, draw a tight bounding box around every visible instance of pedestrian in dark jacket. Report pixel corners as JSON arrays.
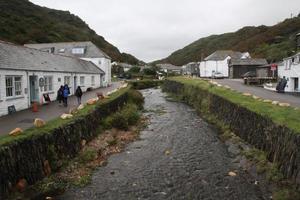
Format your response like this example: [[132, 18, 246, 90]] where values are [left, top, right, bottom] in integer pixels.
[[57, 85, 64, 104], [75, 86, 83, 105], [63, 84, 70, 107]]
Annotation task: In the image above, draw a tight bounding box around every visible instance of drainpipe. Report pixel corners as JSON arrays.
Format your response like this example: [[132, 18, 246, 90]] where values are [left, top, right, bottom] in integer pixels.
[[26, 71, 30, 107]]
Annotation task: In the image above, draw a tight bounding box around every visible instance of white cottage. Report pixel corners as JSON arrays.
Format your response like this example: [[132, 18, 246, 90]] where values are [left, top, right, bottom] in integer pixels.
[[199, 50, 250, 77], [278, 52, 300, 92], [25, 41, 111, 86], [0, 41, 104, 117]]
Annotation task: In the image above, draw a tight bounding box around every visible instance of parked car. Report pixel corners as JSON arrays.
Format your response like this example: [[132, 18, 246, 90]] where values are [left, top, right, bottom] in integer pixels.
[[212, 72, 224, 79], [242, 71, 256, 78]]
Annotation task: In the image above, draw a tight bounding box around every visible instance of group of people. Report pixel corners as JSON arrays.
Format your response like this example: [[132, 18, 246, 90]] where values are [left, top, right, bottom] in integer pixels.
[[57, 84, 83, 107]]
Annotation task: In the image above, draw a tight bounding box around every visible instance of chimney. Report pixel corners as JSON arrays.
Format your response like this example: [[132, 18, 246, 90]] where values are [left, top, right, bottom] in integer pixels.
[[297, 33, 300, 52]]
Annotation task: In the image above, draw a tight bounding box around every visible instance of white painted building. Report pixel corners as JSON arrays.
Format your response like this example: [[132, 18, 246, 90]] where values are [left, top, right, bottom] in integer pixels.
[[25, 41, 111, 87], [0, 41, 104, 117], [278, 53, 300, 92], [199, 50, 250, 77]]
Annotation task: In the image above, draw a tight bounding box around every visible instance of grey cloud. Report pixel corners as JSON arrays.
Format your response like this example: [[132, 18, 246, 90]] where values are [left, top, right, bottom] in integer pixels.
[[31, 0, 300, 62]]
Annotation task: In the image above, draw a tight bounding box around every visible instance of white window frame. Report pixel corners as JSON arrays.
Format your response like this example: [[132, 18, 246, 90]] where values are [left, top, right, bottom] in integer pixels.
[[5, 75, 23, 98], [91, 76, 95, 86], [64, 76, 71, 86], [80, 76, 85, 86], [44, 76, 53, 92], [72, 47, 85, 55]]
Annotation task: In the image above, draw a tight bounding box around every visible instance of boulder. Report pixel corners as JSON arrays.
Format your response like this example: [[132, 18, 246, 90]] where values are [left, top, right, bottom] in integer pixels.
[[279, 103, 290, 107], [252, 95, 260, 100], [87, 98, 98, 105], [242, 93, 251, 97], [9, 128, 23, 136], [228, 171, 237, 177], [60, 113, 73, 120], [263, 99, 272, 103], [272, 101, 279, 105], [78, 104, 85, 110], [69, 108, 78, 115], [34, 118, 46, 128], [224, 85, 231, 89]]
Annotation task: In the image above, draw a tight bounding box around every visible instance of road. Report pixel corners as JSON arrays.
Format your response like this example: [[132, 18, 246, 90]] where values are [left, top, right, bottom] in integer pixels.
[[58, 88, 269, 200], [215, 79, 300, 107], [0, 82, 121, 135]]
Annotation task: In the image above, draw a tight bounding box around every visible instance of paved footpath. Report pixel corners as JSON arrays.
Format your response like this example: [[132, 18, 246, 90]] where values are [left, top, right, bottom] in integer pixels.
[[58, 88, 269, 200], [0, 82, 121, 135], [215, 79, 300, 107]]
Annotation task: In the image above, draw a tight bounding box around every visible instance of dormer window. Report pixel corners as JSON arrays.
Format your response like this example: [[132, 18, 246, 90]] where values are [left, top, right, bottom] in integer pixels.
[[58, 48, 65, 53], [72, 47, 85, 55]]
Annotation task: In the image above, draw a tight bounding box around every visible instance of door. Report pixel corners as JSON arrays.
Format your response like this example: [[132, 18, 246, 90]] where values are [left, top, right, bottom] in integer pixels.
[[294, 78, 299, 91], [29, 76, 39, 103]]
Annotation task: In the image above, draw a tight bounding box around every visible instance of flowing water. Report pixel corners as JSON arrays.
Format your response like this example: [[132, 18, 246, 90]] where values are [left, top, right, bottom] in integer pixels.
[[58, 88, 269, 200]]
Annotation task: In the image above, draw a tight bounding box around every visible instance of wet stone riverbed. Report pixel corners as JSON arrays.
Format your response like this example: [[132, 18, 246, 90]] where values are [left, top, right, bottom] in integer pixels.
[[58, 88, 269, 200]]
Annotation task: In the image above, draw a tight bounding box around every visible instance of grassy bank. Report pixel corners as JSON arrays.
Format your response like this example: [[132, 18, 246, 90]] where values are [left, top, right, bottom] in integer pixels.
[[168, 77, 300, 133]]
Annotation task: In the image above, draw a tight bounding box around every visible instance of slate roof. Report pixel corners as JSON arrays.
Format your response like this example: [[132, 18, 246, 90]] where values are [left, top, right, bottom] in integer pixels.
[[229, 58, 268, 66], [205, 50, 244, 61], [0, 41, 105, 74], [24, 41, 111, 59]]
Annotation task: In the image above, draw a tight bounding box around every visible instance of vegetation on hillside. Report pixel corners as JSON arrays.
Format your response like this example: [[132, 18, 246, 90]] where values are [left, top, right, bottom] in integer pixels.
[[0, 0, 141, 64], [155, 16, 300, 65]]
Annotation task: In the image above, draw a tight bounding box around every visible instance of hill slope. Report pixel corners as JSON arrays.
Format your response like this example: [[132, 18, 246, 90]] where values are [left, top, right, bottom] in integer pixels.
[[0, 0, 141, 64], [155, 16, 300, 66]]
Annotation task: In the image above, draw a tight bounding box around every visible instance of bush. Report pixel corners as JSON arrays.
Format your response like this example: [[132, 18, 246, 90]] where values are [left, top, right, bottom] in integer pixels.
[[128, 89, 144, 110], [122, 104, 140, 126], [108, 112, 129, 130]]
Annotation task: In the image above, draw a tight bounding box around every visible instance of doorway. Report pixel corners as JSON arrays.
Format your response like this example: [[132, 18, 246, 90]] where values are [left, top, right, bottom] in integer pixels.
[[29, 76, 39, 103], [74, 76, 77, 94], [294, 77, 299, 91]]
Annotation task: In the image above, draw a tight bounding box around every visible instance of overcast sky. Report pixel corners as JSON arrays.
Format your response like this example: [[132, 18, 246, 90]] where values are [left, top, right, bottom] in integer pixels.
[[30, 0, 299, 62]]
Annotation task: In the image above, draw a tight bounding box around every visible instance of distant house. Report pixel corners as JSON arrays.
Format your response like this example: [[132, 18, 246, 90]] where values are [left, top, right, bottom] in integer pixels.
[[25, 41, 111, 86], [199, 50, 250, 77], [0, 41, 104, 117], [228, 58, 268, 78], [157, 64, 182, 74], [256, 63, 278, 78], [278, 53, 300, 92], [183, 62, 200, 76], [112, 62, 133, 72]]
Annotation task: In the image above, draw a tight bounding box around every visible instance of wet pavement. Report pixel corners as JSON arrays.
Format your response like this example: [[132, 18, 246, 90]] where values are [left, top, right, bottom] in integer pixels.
[[215, 79, 300, 107], [59, 88, 268, 200]]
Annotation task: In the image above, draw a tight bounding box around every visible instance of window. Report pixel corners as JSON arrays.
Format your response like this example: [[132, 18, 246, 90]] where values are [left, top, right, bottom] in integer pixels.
[[5, 76, 22, 97], [91, 76, 95, 86], [72, 47, 85, 55], [58, 48, 65, 53], [64, 76, 71, 85], [80, 76, 85, 86], [44, 76, 53, 92]]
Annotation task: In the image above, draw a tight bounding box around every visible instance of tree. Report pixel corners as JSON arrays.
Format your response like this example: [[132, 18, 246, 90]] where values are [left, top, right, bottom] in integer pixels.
[[128, 66, 141, 74], [143, 67, 156, 75]]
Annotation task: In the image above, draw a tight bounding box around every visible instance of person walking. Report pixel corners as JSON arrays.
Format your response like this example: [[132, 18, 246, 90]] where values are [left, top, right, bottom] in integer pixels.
[[75, 86, 83, 105], [63, 84, 70, 107], [57, 85, 64, 105]]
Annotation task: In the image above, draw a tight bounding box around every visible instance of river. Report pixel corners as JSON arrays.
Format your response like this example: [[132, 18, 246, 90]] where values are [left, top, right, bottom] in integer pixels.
[[58, 88, 269, 200]]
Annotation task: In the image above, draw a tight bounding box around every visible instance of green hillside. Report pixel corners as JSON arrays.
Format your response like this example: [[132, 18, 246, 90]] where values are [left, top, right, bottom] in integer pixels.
[[0, 0, 141, 64], [155, 16, 300, 66]]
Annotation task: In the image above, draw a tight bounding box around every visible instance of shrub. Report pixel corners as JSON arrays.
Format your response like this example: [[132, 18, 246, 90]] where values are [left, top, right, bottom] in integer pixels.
[[122, 104, 140, 126], [128, 89, 144, 110]]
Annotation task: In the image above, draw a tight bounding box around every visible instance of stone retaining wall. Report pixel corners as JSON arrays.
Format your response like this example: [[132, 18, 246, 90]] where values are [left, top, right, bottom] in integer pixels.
[[163, 80, 300, 184], [0, 89, 129, 199]]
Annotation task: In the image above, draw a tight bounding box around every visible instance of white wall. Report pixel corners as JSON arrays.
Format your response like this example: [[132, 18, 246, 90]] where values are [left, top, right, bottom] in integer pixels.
[[0, 70, 102, 117], [278, 59, 300, 92], [199, 58, 229, 78], [81, 57, 111, 86]]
